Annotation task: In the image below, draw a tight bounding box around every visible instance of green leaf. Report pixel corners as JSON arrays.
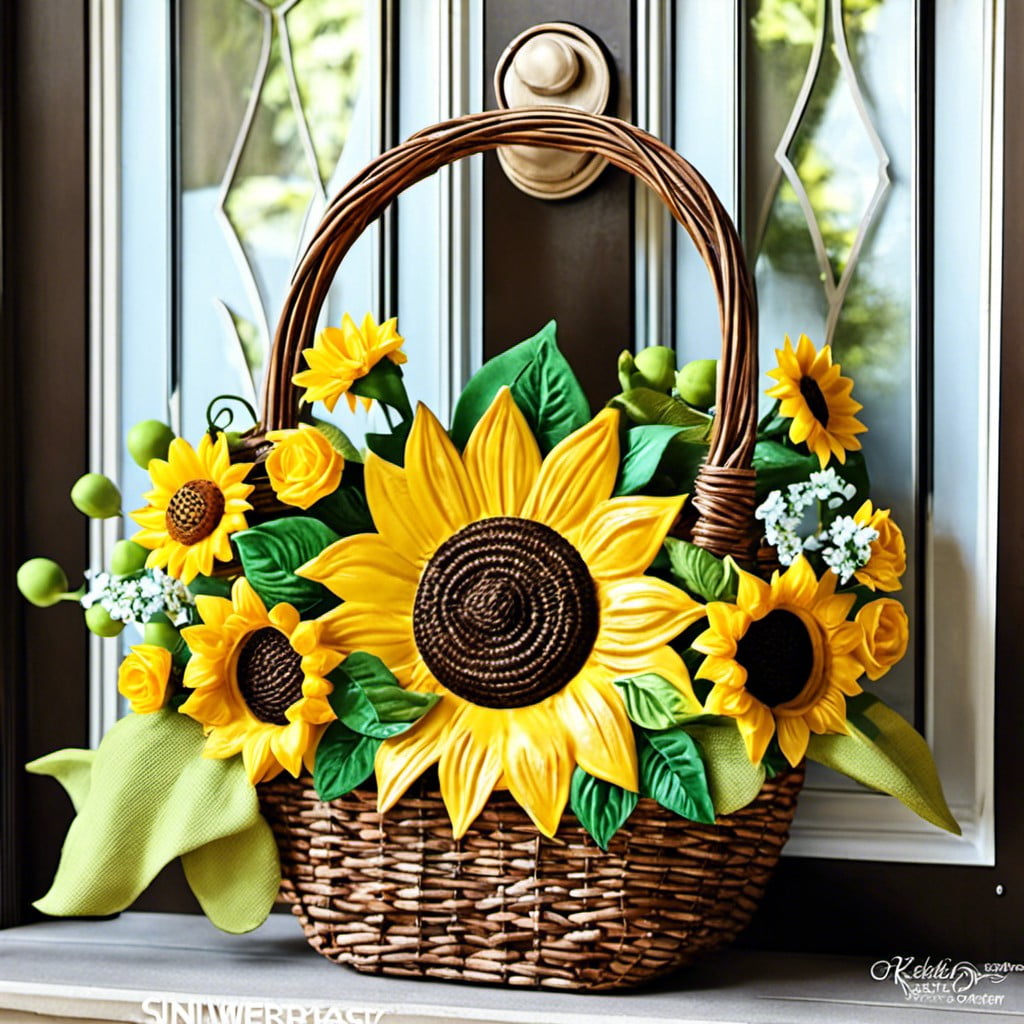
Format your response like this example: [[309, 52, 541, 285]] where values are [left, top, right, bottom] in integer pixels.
[[659, 434, 710, 493], [569, 769, 638, 850], [450, 320, 590, 453], [328, 651, 440, 739], [26, 711, 279, 932], [233, 517, 340, 614], [806, 694, 960, 834], [609, 387, 713, 432], [753, 440, 870, 514], [313, 720, 380, 801], [311, 418, 363, 463], [614, 673, 701, 730], [637, 728, 715, 823], [664, 536, 737, 602], [187, 575, 232, 600], [308, 480, 375, 538], [366, 418, 411, 466], [615, 425, 686, 496], [685, 720, 766, 815], [349, 357, 413, 421]]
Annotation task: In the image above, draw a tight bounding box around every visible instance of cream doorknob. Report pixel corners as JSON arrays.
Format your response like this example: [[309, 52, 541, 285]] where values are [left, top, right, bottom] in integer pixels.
[[493, 23, 612, 199]]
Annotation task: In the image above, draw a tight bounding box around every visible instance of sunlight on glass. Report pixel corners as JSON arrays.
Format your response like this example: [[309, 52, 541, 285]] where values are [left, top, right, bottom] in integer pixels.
[[179, 0, 366, 435]]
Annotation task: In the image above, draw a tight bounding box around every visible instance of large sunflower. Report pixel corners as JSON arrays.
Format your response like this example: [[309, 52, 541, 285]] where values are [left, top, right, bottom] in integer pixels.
[[130, 433, 253, 584], [298, 389, 705, 837], [766, 333, 867, 468], [692, 556, 864, 767], [179, 578, 341, 784], [292, 312, 406, 413]]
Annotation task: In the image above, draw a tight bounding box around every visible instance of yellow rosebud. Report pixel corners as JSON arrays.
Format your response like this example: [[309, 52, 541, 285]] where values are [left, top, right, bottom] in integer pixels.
[[117, 644, 173, 714], [265, 425, 344, 510], [855, 598, 909, 681], [853, 500, 906, 592]]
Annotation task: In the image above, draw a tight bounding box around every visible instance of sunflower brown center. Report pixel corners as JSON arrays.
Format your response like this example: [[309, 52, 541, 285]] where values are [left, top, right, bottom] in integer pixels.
[[736, 610, 815, 708], [235, 627, 304, 725], [165, 479, 225, 545], [413, 516, 599, 709], [799, 375, 830, 427]]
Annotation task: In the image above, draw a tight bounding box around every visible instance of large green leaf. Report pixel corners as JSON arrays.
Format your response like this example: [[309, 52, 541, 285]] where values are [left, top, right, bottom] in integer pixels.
[[569, 768, 638, 851], [613, 673, 701, 730], [637, 728, 715, 823], [26, 710, 279, 932], [807, 694, 960, 834], [684, 720, 766, 815], [233, 517, 340, 614], [664, 536, 737, 603], [450, 320, 590, 453], [327, 651, 439, 739], [313, 720, 379, 801], [615, 425, 686, 496], [308, 476, 375, 538], [609, 387, 713, 432]]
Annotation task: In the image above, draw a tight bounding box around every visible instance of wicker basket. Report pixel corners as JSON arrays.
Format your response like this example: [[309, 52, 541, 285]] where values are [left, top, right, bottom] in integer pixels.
[[256, 108, 797, 990]]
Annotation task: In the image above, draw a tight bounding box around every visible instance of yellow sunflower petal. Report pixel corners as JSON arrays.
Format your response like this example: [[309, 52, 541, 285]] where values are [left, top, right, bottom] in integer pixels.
[[557, 676, 638, 792], [502, 708, 573, 838], [595, 577, 706, 659], [577, 495, 685, 581], [364, 454, 440, 567], [404, 404, 481, 543], [735, 702, 776, 764], [317, 603, 418, 675], [520, 409, 620, 542], [462, 388, 541, 517], [298, 534, 419, 607], [438, 712, 504, 839], [772, 556, 818, 609], [376, 700, 462, 813], [776, 715, 811, 767]]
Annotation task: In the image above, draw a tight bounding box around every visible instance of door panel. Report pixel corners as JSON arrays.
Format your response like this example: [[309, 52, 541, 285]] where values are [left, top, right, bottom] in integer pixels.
[[482, 0, 634, 408]]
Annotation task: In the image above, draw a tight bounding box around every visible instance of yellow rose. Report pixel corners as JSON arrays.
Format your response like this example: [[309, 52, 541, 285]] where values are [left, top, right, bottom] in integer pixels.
[[265, 425, 344, 510], [118, 644, 173, 714], [855, 598, 909, 681], [853, 500, 906, 592]]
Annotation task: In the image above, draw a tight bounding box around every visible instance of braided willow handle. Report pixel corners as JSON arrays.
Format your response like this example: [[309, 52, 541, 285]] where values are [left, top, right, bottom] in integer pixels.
[[263, 107, 759, 559]]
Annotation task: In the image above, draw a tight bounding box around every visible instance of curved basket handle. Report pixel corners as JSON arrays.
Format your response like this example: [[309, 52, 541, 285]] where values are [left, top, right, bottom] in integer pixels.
[[264, 107, 759, 559]]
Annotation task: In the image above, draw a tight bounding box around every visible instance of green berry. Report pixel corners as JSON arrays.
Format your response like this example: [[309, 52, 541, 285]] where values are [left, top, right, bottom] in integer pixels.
[[70, 473, 122, 519], [17, 558, 70, 608], [144, 620, 182, 652], [126, 419, 176, 469], [617, 350, 637, 392], [110, 539, 150, 576], [634, 346, 677, 393], [84, 603, 124, 638], [675, 359, 719, 410]]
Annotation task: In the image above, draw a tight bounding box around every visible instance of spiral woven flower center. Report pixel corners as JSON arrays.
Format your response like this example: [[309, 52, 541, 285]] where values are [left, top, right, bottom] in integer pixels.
[[235, 627, 304, 725], [799, 376, 831, 427], [413, 517, 599, 709], [165, 479, 226, 545], [736, 610, 815, 708]]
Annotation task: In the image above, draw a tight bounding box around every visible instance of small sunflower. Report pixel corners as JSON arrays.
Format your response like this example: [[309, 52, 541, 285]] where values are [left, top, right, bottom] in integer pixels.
[[692, 556, 864, 767], [292, 313, 407, 413], [179, 578, 342, 784], [130, 433, 253, 584], [766, 333, 867, 469], [852, 500, 906, 592], [298, 389, 705, 838]]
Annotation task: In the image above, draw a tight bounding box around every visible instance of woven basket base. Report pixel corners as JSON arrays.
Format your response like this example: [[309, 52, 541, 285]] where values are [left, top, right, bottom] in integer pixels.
[[259, 768, 803, 991]]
